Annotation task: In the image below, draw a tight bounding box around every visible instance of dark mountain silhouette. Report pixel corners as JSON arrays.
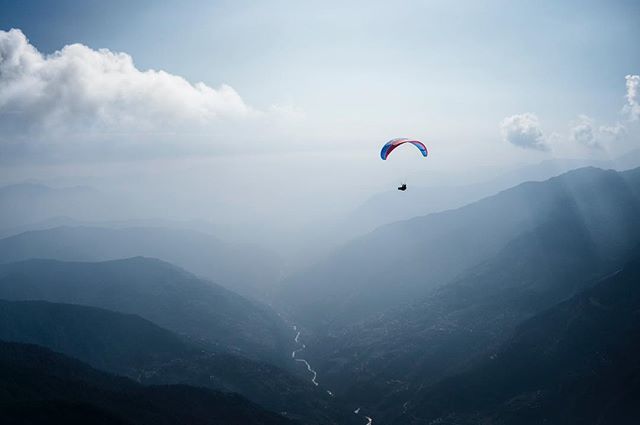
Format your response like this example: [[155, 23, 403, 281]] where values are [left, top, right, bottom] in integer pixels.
[[0, 225, 282, 299], [0, 257, 290, 363], [280, 167, 640, 330], [0, 299, 359, 425], [0, 299, 188, 374], [0, 340, 296, 425], [392, 250, 640, 424]]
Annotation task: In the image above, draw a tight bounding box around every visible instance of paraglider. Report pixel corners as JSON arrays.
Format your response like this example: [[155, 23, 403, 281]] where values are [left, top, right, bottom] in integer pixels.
[[381, 138, 428, 191], [380, 138, 428, 160]]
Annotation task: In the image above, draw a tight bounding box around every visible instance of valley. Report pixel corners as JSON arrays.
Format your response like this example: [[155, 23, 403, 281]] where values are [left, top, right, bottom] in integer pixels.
[[2, 6, 639, 423], [1, 166, 640, 424]]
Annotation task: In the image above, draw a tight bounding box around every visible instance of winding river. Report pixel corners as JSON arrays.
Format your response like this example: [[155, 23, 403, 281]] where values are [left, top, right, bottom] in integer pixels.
[[291, 325, 373, 424], [291, 326, 318, 386]]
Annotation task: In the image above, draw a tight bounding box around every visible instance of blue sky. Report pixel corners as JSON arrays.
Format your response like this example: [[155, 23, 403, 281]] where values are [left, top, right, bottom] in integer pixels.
[[1, 1, 638, 162]]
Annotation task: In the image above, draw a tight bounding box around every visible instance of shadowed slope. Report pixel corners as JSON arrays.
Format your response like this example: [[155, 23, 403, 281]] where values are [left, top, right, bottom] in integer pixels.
[[396, 251, 640, 424], [0, 257, 291, 363], [0, 299, 360, 425], [0, 340, 297, 425]]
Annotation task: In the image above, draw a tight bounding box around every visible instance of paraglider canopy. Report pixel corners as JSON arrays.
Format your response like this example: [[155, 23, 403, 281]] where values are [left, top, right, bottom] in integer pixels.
[[380, 138, 428, 160]]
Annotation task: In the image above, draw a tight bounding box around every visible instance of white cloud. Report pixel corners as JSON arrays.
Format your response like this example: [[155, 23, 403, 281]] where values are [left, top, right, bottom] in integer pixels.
[[570, 115, 600, 149], [625, 74, 640, 121], [599, 122, 627, 141], [499, 76, 637, 155], [0, 28, 296, 161], [500, 113, 547, 151], [569, 116, 629, 150], [565, 75, 638, 150]]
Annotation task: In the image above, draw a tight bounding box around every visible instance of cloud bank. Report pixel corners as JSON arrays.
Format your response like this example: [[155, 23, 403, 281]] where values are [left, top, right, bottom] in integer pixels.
[[500, 113, 547, 151], [0, 29, 295, 161]]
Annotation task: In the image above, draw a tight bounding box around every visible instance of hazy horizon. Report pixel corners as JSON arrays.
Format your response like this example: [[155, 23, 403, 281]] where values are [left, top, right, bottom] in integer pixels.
[[2, 2, 640, 256]]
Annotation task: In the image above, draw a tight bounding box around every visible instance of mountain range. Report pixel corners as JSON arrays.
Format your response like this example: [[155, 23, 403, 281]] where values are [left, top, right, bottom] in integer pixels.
[[0, 225, 282, 299], [0, 339, 296, 425], [2, 165, 640, 424], [393, 249, 640, 424], [0, 257, 290, 363], [281, 167, 640, 330], [274, 166, 640, 421], [0, 299, 359, 425]]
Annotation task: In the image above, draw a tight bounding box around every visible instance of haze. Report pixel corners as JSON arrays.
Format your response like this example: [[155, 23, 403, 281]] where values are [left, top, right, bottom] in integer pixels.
[[1, 2, 640, 424], [1, 1, 639, 256]]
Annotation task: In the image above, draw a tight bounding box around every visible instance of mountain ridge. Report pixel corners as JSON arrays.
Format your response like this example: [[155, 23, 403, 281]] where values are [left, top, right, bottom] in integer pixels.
[[393, 249, 640, 424], [0, 256, 292, 364], [0, 339, 297, 425], [280, 166, 640, 330], [0, 225, 282, 299], [0, 298, 360, 425]]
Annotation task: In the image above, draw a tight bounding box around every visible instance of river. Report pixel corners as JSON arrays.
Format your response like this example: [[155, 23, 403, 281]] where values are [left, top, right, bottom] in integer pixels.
[[291, 325, 373, 424]]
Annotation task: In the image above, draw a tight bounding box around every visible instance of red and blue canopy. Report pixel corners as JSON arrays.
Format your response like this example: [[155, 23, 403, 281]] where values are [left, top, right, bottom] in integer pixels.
[[380, 138, 428, 160]]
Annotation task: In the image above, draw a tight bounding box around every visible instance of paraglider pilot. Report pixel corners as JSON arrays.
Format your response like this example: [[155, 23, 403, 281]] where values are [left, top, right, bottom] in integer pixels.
[[380, 138, 427, 191]]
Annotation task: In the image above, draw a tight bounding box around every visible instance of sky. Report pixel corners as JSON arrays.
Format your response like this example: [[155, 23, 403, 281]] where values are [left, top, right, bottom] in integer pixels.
[[0, 0, 639, 253]]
